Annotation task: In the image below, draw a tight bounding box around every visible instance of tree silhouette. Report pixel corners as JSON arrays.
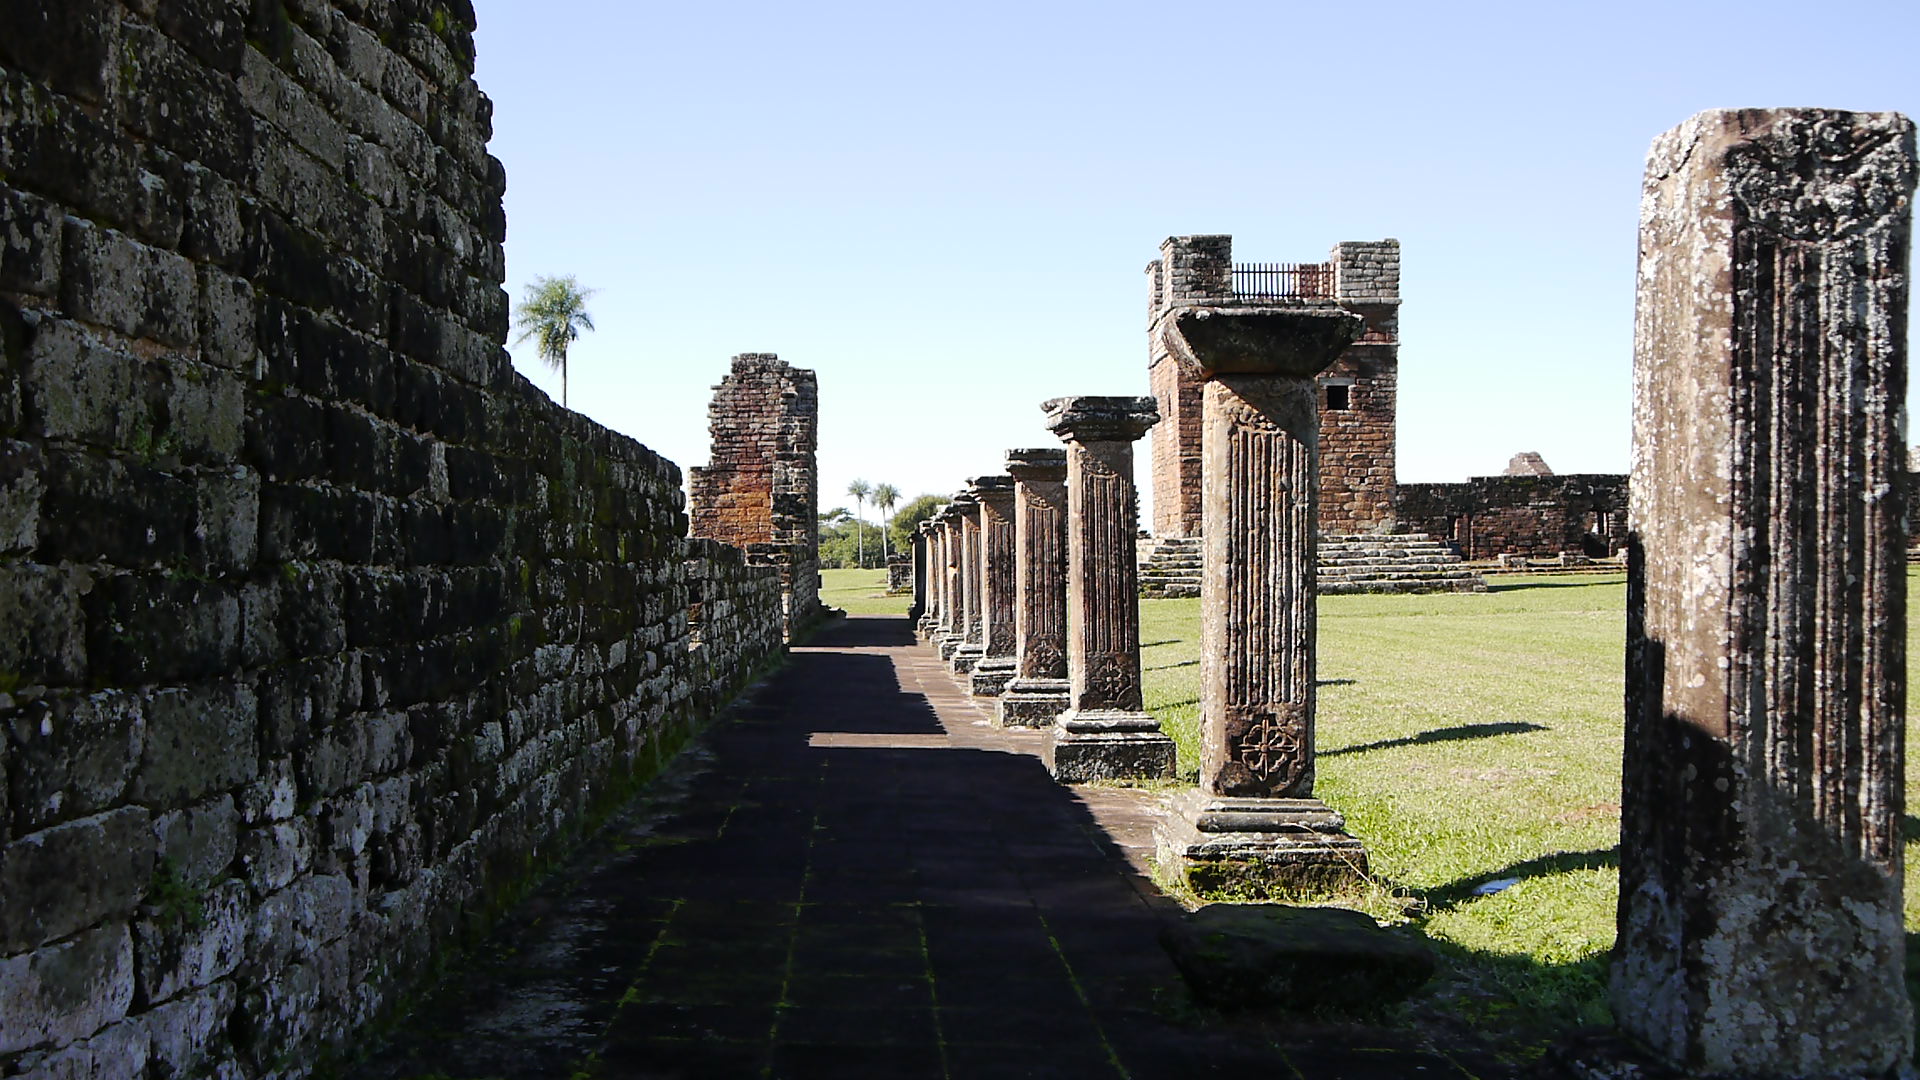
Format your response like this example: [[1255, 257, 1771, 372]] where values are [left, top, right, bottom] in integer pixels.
[[512, 275, 596, 407], [846, 478, 871, 568], [872, 483, 900, 564]]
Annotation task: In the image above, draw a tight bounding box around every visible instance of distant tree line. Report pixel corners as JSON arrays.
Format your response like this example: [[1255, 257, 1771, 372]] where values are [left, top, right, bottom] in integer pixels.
[[819, 486, 943, 569]]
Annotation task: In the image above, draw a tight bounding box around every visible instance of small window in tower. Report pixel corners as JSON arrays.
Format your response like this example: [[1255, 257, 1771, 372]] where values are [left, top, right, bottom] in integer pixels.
[[1326, 384, 1351, 411]]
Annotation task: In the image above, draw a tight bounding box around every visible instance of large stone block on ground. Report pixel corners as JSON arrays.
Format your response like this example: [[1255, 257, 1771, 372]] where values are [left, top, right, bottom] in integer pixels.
[[1160, 904, 1433, 1012]]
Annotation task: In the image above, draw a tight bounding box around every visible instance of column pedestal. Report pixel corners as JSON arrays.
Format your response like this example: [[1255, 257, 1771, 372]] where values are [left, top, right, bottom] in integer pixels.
[[1042, 397, 1175, 782], [998, 677, 1069, 728], [1153, 789, 1368, 893], [1044, 711, 1177, 782]]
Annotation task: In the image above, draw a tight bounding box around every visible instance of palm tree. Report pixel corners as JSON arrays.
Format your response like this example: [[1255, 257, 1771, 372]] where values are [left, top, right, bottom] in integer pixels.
[[846, 479, 871, 568], [872, 483, 900, 563], [512, 275, 596, 408]]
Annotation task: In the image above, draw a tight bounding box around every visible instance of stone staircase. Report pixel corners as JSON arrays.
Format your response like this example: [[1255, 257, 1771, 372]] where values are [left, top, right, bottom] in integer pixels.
[[1137, 537, 1202, 598], [1138, 534, 1487, 597], [1317, 534, 1487, 594]]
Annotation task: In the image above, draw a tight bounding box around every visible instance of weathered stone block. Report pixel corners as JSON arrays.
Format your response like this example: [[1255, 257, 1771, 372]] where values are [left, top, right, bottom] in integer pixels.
[[0, 71, 139, 232], [0, 808, 151, 953], [0, 438, 43, 553], [5, 690, 144, 832], [14, 1018, 150, 1080], [86, 576, 243, 686], [0, 0, 115, 104], [240, 45, 347, 169], [141, 977, 235, 1077], [163, 362, 245, 463], [0, 923, 136, 1055], [37, 451, 196, 566], [238, 819, 316, 895], [135, 879, 249, 1004], [0, 562, 89, 685], [195, 268, 256, 372], [250, 873, 355, 972], [133, 684, 258, 808], [152, 795, 239, 889], [61, 219, 198, 348], [1161, 905, 1433, 1012], [0, 185, 61, 297], [118, 22, 253, 181], [24, 319, 153, 451]]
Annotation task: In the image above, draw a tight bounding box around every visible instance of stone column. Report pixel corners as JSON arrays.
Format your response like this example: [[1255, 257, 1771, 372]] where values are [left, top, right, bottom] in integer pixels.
[[1148, 297, 1370, 894], [914, 520, 937, 639], [908, 523, 926, 628], [948, 493, 984, 674], [1610, 108, 1915, 1077], [968, 475, 1019, 696], [935, 508, 964, 660], [1041, 397, 1176, 782], [999, 448, 1071, 727]]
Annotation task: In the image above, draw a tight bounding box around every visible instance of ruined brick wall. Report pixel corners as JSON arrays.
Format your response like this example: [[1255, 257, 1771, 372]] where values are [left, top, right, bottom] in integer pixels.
[[1144, 236, 1399, 536], [1320, 241, 1399, 532], [0, 2, 783, 1073], [1145, 236, 1229, 538], [688, 353, 822, 638], [1396, 475, 1629, 559]]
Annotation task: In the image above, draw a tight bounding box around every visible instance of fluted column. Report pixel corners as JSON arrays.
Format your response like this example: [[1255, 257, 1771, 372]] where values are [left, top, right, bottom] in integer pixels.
[[968, 475, 1019, 696], [949, 493, 984, 673], [935, 508, 964, 660], [999, 448, 1070, 727], [1608, 108, 1915, 1077], [1148, 294, 1368, 894], [1041, 397, 1176, 782], [909, 522, 928, 630]]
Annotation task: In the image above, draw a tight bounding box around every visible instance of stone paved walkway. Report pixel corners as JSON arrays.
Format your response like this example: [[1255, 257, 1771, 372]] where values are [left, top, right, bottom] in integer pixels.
[[362, 615, 1512, 1079]]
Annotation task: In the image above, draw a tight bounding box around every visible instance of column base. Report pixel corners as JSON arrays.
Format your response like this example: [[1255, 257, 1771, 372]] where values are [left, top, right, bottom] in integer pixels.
[[1154, 788, 1369, 897], [917, 616, 938, 641], [1043, 710, 1176, 782], [936, 634, 962, 660], [949, 644, 984, 675], [969, 656, 1016, 697], [996, 678, 1069, 727]]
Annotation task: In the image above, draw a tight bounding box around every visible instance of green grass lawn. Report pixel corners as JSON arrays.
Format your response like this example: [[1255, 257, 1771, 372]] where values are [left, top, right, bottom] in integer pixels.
[[820, 567, 911, 616], [835, 563, 1918, 1057], [1143, 570, 1920, 1057]]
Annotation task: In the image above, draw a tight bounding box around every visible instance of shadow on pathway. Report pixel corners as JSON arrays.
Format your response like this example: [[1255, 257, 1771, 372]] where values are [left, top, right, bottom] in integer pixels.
[[361, 615, 1507, 1080]]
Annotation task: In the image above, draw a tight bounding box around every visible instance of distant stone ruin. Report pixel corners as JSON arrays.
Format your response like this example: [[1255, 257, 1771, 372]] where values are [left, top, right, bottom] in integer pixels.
[[688, 353, 823, 639], [1502, 451, 1552, 476], [1146, 235, 1400, 538], [1396, 474, 1627, 560]]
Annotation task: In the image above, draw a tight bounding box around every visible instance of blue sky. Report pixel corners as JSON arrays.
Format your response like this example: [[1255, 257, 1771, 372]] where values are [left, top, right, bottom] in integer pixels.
[[472, 0, 1917, 522]]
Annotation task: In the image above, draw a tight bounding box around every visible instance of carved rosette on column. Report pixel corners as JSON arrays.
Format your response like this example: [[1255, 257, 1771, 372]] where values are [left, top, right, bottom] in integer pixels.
[[999, 448, 1071, 727], [1148, 297, 1370, 895], [967, 475, 1020, 696], [948, 493, 984, 674], [1603, 109, 1917, 1078], [1042, 397, 1177, 782]]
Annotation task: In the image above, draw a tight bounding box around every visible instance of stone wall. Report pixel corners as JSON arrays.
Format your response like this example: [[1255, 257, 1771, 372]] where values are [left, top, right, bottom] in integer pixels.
[[684, 538, 784, 719], [1145, 236, 1399, 537], [688, 353, 823, 639], [1320, 241, 1399, 532], [0, 2, 784, 1074], [1396, 474, 1629, 560]]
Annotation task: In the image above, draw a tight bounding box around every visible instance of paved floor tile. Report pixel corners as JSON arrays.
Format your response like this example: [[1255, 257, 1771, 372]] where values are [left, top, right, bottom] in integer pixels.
[[358, 614, 1514, 1079]]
